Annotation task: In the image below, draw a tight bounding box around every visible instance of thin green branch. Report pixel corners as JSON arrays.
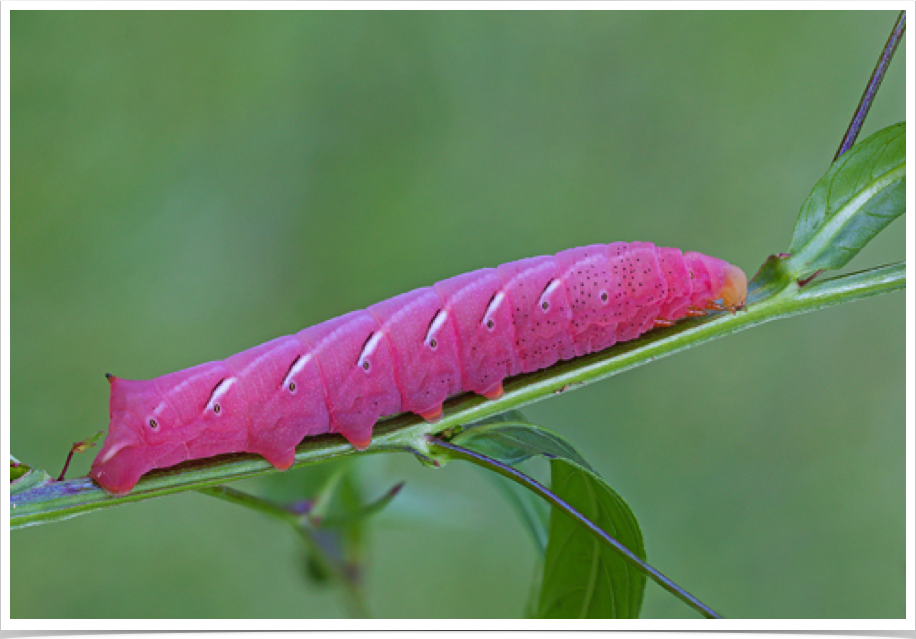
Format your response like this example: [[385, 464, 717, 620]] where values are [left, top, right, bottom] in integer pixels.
[[197, 484, 296, 524], [10, 260, 905, 529], [426, 436, 722, 619]]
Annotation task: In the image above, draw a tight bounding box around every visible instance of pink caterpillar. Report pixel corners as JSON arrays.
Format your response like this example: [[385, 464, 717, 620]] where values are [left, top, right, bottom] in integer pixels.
[[90, 242, 747, 494]]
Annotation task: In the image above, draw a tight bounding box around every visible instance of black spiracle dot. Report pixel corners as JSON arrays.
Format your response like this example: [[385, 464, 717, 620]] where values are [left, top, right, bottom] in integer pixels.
[[430, 338, 438, 349], [486, 319, 495, 329], [213, 404, 221, 414], [362, 361, 370, 371], [541, 301, 549, 310], [288, 382, 296, 392], [149, 418, 159, 429]]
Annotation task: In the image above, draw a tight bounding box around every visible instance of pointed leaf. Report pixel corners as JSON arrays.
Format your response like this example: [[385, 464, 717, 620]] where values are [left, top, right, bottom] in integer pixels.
[[447, 411, 646, 617], [537, 459, 647, 619], [788, 122, 905, 278]]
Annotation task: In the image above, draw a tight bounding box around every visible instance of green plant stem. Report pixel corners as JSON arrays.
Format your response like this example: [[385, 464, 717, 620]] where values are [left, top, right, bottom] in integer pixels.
[[10, 261, 904, 529], [197, 484, 297, 524], [426, 437, 722, 619]]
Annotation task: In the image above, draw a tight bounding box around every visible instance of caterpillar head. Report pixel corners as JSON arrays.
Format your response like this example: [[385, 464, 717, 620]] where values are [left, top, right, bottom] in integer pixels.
[[720, 263, 747, 312], [683, 252, 747, 313], [89, 364, 224, 494]]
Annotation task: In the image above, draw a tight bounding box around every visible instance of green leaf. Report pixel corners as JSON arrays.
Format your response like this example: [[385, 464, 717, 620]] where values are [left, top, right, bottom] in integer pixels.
[[787, 122, 905, 278], [537, 459, 647, 619], [428, 434, 721, 618], [429, 426, 649, 618], [449, 410, 596, 472], [443, 411, 648, 616]]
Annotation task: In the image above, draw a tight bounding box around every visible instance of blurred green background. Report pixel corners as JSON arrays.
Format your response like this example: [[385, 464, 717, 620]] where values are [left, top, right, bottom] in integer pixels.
[[11, 11, 905, 619]]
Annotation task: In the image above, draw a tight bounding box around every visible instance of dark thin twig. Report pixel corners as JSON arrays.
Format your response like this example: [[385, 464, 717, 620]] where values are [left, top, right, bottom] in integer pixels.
[[833, 11, 905, 162], [56, 450, 77, 482], [426, 436, 723, 620]]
